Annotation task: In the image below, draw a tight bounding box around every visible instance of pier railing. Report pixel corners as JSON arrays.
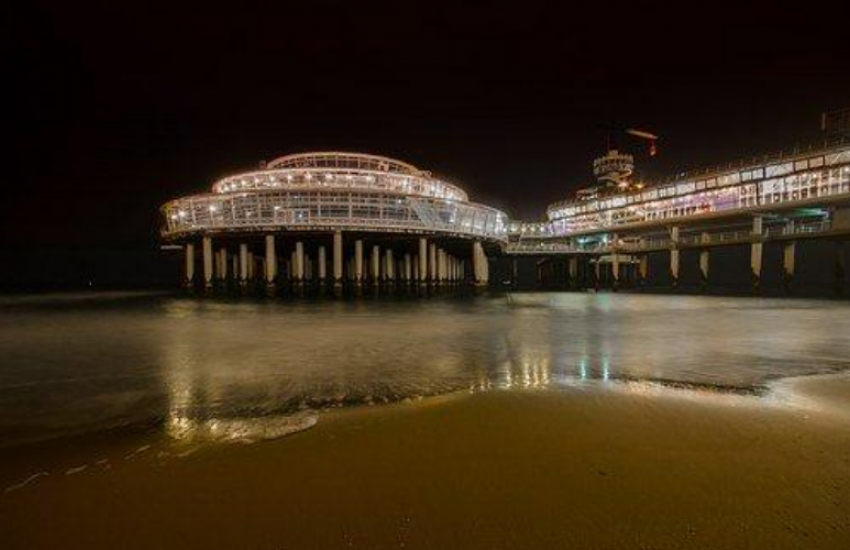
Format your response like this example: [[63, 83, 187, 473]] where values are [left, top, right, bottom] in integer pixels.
[[162, 191, 509, 243], [505, 219, 837, 255]]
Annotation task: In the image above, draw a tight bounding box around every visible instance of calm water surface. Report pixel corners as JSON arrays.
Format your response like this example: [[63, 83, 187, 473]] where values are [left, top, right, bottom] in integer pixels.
[[1, 291, 849, 447]]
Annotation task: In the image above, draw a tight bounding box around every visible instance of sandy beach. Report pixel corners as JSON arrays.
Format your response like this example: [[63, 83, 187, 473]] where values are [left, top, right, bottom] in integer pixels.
[[2, 374, 848, 550]]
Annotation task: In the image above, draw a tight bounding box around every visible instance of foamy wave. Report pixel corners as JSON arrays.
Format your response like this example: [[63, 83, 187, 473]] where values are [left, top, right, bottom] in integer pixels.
[[167, 413, 318, 444]]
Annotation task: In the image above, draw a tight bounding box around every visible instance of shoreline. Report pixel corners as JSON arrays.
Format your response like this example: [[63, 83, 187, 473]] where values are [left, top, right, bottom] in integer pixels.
[[2, 369, 848, 452], [2, 372, 849, 549]]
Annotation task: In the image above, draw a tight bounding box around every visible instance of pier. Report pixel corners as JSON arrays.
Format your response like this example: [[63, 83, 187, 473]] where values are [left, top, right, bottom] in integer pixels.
[[161, 140, 850, 295], [507, 138, 850, 294], [161, 152, 503, 291]]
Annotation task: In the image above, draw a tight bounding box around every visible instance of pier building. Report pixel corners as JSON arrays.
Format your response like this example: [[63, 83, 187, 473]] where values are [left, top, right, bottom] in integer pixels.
[[160, 152, 507, 288], [508, 136, 850, 292]]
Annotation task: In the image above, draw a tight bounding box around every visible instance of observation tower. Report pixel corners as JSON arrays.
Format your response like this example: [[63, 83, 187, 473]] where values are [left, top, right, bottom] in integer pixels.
[[160, 152, 508, 288]]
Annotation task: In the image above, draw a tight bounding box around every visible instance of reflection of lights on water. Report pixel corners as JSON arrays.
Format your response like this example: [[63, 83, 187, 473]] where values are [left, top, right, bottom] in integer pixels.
[[576, 355, 611, 382], [166, 414, 317, 443]]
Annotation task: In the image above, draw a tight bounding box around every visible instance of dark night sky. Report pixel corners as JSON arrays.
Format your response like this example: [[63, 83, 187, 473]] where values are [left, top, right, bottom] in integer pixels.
[[4, 1, 849, 286]]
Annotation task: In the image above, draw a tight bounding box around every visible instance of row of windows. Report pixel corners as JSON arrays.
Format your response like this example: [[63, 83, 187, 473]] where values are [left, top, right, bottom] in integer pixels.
[[551, 171, 850, 234], [549, 151, 850, 220]]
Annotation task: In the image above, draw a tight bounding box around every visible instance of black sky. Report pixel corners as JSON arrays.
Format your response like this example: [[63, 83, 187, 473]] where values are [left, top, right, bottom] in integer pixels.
[[4, 0, 849, 286]]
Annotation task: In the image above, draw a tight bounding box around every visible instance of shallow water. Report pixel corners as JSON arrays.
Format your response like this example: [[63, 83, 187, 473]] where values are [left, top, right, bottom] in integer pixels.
[[1, 291, 849, 447]]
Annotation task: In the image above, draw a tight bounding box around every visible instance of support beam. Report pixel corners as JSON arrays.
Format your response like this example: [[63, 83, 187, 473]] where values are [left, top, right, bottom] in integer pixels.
[[354, 239, 364, 283], [385, 249, 394, 281], [294, 241, 305, 282], [332, 231, 343, 285], [219, 248, 228, 282], [239, 244, 248, 284], [429, 243, 437, 282], [202, 236, 213, 288], [751, 216, 763, 291], [782, 241, 796, 293], [639, 255, 649, 287], [418, 238, 428, 283], [473, 241, 488, 286], [265, 235, 277, 285], [184, 243, 195, 287], [404, 253, 412, 282], [567, 256, 577, 289], [669, 226, 680, 287], [699, 232, 710, 289], [699, 249, 710, 287], [371, 245, 380, 284]]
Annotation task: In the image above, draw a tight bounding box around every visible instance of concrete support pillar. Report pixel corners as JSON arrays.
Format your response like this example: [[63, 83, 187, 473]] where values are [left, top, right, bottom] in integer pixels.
[[699, 249, 710, 286], [751, 216, 764, 290], [317, 246, 327, 282], [219, 248, 229, 282], [417, 238, 428, 283], [371, 245, 380, 284], [413, 256, 420, 282], [202, 236, 213, 288], [639, 255, 649, 286], [593, 258, 601, 290], [332, 231, 343, 285], [473, 241, 487, 285], [385, 249, 394, 281], [418, 238, 428, 283], [783, 241, 796, 292], [239, 244, 248, 284], [568, 256, 577, 288], [669, 226, 680, 287], [247, 252, 254, 280], [436, 249, 444, 283], [404, 253, 412, 282], [354, 240, 364, 283], [294, 241, 304, 282], [698, 232, 710, 288], [265, 235, 277, 285], [184, 243, 195, 286], [429, 243, 437, 282]]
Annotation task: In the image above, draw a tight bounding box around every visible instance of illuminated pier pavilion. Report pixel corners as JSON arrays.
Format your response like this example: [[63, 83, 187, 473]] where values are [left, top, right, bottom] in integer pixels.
[[507, 136, 850, 292], [161, 152, 507, 289]]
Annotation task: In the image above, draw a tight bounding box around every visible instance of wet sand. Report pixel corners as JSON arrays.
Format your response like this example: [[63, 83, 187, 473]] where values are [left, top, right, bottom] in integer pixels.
[[1, 377, 849, 550]]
